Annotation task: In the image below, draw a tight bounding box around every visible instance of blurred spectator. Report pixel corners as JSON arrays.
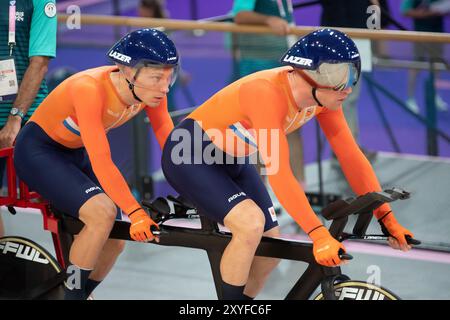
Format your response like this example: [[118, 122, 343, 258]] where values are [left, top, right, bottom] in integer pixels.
[[0, 0, 57, 237], [232, 0, 305, 185], [320, 0, 383, 160], [139, 0, 167, 19], [320, 0, 372, 28], [402, 0, 448, 113], [371, 0, 393, 59], [233, 0, 294, 76]]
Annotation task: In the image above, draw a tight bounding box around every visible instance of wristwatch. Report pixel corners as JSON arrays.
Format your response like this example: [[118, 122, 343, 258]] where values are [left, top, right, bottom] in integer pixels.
[[10, 107, 25, 120]]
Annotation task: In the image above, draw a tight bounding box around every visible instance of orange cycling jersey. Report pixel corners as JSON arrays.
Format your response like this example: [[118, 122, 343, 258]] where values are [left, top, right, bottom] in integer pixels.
[[188, 66, 391, 234], [29, 66, 174, 215]]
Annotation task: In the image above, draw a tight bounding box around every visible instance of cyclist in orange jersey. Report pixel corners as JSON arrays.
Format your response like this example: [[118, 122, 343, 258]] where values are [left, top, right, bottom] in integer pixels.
[[161, 29, 415, 300], [14, 29, 178, 299]]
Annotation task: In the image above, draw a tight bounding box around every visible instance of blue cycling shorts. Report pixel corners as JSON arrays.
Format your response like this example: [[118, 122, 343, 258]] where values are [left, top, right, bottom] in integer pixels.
[[161, 118, 278, 232], [14, 122, 122, 219]]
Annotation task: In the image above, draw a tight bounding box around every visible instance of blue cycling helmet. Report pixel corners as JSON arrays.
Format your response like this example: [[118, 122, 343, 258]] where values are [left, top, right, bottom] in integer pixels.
[[107, 28, 179, 102], [281, 28, 361, 95]]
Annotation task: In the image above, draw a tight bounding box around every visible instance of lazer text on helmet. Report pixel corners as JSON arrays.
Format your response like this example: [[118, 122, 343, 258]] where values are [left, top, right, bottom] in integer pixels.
[[109, 51, 132, 64], [282, 55, 313, 67]]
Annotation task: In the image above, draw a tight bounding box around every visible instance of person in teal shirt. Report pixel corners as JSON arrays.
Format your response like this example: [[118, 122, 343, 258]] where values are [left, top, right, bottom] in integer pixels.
[[232, 0, 294, 77], [232, 0, 305, 192], [401, 0, 448, 113], [0, 0, 56, 236]]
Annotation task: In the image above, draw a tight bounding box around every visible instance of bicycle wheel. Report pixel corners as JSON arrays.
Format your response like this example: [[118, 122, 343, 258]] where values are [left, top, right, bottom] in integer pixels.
[[0, 236, 65, 299], [313, 280, 401, 300]]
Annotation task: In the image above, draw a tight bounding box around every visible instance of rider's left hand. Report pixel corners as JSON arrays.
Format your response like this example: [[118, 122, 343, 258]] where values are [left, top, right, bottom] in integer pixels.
[[129, 209, 160, 243], [379, 211, 414, 252]]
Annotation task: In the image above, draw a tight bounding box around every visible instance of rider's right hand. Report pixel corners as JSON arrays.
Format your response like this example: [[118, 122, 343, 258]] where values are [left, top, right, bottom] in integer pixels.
[[378, 211, 414, 252], [128, 209, 159, 243], [309, 226, 346, 267]]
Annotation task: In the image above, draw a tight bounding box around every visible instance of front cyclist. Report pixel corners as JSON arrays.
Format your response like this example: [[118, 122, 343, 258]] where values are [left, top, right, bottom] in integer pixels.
[[14, 29, 179, 299], [161, 29, 415, 300]]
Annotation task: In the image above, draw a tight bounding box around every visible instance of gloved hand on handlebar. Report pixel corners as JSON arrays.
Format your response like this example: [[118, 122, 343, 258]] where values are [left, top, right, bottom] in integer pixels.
[[128, 208, 160, 243], [378, 211, 414, 252], [309, 226, 346, 267]]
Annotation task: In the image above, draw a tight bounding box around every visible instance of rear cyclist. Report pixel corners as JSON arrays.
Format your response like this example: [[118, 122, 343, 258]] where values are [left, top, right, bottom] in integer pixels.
[[14, 29, 179, 299], [161, 29, 415, 300]]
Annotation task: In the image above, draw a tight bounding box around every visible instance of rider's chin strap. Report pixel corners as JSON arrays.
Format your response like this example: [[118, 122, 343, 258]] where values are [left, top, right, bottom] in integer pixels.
[[297, 70, 324, 107], [312, 88, 323, 107], [125, 78, 143, 103]]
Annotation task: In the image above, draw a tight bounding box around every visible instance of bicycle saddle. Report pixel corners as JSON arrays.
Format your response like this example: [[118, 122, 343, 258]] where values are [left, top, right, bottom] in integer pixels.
[[142, 195, 197, 222]]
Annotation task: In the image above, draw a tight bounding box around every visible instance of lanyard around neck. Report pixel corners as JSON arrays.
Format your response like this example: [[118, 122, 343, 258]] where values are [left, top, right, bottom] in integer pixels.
[[8, 1, 16, 56], [276, 0, 294, 17], [276, 0, 286, 18]]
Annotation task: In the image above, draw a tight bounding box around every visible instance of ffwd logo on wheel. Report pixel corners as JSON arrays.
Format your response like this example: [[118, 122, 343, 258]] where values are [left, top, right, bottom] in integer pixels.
[[0, 241, 49, 264], [335, 287, 385, 300]]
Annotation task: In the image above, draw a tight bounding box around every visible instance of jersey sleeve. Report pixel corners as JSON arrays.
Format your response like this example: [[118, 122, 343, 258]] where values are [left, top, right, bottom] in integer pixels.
[[29, 0, 57, 58], [241, 79, 324, 234], [68, 76, 141, 215], [231, 0, 257, 16], [144, 96, 174, 149], [316, 107, 391, 219]]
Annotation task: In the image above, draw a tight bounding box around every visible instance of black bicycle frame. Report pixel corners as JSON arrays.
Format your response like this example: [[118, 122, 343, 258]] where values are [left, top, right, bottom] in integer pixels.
[[52, 187, 411, 300]]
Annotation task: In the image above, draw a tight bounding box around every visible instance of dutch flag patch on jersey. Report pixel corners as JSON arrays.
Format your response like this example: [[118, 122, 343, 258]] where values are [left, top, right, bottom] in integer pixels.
[[268, 207, 277, 222]]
